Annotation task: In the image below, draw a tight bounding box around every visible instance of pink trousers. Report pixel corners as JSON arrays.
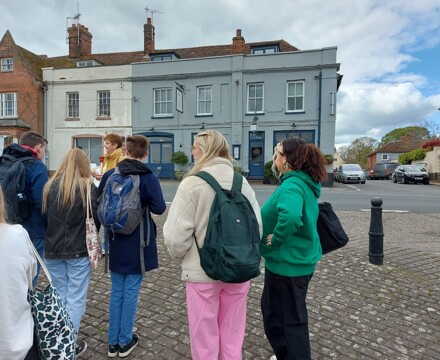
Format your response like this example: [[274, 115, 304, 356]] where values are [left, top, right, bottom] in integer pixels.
[[185, 281, 250, 360]]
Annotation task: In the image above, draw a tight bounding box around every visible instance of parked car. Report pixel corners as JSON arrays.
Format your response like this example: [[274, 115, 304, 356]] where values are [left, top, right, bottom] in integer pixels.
[[392, 165, 430, 184], [337, 164, 366, 184], [371, 162, 400, 180], [368, 169, 374, 179]]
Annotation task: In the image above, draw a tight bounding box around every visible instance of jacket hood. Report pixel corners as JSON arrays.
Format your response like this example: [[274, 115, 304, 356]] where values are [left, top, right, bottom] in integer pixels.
[[117, 159, 152, 175], [2, 143, 35, 159], [281, 170, 321, 198]]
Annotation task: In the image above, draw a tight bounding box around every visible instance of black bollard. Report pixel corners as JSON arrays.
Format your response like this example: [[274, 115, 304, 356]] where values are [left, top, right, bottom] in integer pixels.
[[369, 197, 384, 265]]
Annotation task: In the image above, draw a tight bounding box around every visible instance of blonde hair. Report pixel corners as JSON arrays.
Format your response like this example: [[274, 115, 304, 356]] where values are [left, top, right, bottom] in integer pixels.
[[186, 130, 234, 177], [42, 148, 92, 212], [0, 187, 6, 223]]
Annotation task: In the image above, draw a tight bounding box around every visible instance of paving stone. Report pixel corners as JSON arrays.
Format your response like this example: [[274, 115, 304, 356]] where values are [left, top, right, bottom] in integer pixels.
[[77, 209, 440, 359]]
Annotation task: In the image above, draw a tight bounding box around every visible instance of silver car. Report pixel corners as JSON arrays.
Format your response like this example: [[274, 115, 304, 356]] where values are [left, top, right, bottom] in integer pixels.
[[338, 164, 367, 184]]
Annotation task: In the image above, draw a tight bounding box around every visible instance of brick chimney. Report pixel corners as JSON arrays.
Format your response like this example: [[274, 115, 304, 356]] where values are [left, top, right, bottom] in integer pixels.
[[232, 29, 245, 54], [144, 17, 155, 54], [68, 24, 92, 58]]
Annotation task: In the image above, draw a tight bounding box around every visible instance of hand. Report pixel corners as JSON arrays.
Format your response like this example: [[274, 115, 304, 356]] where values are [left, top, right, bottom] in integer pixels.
[[266, 234, 273, 246]]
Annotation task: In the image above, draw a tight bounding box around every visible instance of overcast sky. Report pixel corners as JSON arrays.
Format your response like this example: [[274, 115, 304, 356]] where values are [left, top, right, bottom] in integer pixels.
[[2, 0, 440, 148]]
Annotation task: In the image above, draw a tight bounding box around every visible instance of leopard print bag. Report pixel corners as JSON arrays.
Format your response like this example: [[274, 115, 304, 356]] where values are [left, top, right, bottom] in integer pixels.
[[26, 233, 76, 359]]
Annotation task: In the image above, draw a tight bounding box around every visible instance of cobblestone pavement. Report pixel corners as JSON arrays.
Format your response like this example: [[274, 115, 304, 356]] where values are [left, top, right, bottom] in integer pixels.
[[75, 209, 440, 359]]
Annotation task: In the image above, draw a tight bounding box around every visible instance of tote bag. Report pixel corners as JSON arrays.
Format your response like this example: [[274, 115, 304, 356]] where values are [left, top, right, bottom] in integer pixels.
[[86, 184, 101, 270], [25, 234, 76, 359]]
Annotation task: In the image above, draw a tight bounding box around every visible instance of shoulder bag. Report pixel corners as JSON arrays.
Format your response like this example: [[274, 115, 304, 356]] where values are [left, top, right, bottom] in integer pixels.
[[25, 232, 76, 359], [86, 184, 101, 270]]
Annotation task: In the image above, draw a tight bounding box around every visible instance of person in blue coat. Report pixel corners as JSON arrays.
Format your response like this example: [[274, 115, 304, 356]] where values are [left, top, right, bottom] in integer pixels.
[[3, 131, 48, 286], [98, 135, 166, 358]]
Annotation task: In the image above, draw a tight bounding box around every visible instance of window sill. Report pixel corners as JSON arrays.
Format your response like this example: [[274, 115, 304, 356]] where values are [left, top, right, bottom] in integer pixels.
[[151, 115, 174, 119], [285, 111, 305, 114], [65, 117, 80, 121], [195, 114, 213, 118], [96, 116, 111, 120], [245, 112, 264, 116]]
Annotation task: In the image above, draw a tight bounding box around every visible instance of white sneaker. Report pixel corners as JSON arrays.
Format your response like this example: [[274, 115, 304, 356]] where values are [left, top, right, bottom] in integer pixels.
[[270, 356, 277, 360]]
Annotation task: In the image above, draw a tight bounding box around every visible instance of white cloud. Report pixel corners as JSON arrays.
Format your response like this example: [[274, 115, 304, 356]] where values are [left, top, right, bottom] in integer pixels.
[[1, 0, 440, 147]]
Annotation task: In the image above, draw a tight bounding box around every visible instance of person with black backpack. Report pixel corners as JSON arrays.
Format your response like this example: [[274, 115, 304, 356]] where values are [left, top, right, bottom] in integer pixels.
[[163, 130, 262, 360], [1, 131, 48, 286], [98, 135, 166, 358], [260, 138, 328, 360]]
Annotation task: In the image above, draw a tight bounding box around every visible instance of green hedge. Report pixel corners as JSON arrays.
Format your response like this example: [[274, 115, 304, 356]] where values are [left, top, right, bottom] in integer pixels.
[[398, 149, 427, 164]]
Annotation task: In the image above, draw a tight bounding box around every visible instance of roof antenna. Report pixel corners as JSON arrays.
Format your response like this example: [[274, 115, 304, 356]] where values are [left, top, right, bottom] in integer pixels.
[[145, 5, 163, 21], [66, 1, 81, 44]]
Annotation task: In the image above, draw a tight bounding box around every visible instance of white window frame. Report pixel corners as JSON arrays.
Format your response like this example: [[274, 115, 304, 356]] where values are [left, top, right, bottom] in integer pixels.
[[0, 93, 17, 118], [197, 86, 212, 115], [382, 154, 389, 161], [247, 83, 264, 113], [1, 58, 13, 72], [154, 88, 172, 116], [97, 91, 111, 117], [67, 92, 79, 118], [286, 80, 305, 112]]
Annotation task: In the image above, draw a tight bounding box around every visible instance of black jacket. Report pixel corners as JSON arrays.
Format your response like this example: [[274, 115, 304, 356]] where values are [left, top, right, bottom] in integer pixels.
[[44, 179, 100, 259]]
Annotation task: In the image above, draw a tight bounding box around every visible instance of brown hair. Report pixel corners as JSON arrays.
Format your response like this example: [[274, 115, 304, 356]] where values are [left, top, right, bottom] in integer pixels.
[[103, 133, 123, 148], [281, 137, 328, 183], [19, 131, 48, 147], [125, 135, 149, 159]]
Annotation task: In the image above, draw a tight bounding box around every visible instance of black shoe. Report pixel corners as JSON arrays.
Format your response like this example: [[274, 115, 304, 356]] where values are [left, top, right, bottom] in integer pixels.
[[76, 341, 87, 358], [118, 334, 139, 358], [108, 344, 119, 358]]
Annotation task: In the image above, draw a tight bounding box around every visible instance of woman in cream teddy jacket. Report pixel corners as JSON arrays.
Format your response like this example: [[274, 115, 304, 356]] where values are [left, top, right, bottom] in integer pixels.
[[163, 130, 262, 360]]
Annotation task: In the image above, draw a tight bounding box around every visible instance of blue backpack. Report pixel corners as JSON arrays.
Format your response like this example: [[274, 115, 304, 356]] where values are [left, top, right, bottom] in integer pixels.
[[98, 167, 144, 235]]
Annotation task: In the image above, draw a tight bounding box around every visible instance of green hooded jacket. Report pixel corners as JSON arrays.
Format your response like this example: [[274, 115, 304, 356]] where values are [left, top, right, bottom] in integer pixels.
[[260, 170, 322, 277]]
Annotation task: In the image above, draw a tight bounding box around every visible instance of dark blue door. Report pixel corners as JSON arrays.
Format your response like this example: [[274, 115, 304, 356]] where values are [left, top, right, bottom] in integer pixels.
[[137, 132, 174, 178], [248, 131, 265, 179]]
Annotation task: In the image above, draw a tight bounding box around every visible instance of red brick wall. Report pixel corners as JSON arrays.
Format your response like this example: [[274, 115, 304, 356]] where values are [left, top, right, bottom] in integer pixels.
[[0, 50, 44, 138]]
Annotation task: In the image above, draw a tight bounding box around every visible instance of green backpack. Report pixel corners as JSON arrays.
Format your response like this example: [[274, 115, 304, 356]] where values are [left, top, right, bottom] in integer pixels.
[[194, 171, 261, 283]]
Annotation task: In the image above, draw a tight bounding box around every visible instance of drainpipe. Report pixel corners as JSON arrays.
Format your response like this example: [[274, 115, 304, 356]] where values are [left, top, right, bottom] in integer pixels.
[[317, 69, 322, 147]]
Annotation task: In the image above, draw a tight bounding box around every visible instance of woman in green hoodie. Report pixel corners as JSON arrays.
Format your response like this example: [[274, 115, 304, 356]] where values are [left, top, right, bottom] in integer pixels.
[[260, 137, 327, 360]]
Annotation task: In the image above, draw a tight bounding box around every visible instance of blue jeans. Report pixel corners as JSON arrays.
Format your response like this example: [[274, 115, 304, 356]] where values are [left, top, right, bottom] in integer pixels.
[[45, 257, 91, 337], [108, 272, 143, 347], [32, 237, 44, 286]]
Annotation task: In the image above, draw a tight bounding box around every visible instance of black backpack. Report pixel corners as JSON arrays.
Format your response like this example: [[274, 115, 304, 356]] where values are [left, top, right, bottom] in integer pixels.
[[194, 171, 261, 283], [0, 154, 34, 223]]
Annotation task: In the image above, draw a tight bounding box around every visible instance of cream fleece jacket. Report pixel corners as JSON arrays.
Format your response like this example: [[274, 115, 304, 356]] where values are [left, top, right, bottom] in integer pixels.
[[163, 158, 262, 282]]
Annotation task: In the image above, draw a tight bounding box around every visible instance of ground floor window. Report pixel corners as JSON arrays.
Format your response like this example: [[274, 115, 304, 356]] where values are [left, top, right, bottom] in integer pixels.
[[74, 136, 103, 166]]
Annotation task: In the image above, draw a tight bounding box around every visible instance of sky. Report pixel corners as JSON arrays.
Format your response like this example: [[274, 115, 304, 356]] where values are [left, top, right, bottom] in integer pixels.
[[2, 0, 440, 148]]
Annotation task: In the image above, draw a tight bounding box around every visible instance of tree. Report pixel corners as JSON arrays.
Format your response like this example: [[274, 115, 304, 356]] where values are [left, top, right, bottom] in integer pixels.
[[379, 126, 430, 147], [343, 137, 378, 169]]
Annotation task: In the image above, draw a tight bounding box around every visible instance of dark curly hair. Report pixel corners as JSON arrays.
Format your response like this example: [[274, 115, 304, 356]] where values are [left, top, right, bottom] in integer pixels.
[[281, 137, 328, 183]]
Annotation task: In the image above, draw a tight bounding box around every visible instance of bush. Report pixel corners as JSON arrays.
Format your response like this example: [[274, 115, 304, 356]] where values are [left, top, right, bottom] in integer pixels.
[[264, 160, 280, 179], [170, 151, 189, 170], [398, 149, 428, 164]]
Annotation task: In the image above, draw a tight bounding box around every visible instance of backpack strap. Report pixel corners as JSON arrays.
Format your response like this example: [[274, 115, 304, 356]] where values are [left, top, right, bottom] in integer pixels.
[[231, 172, 243, 193], [140, 205, 150, 277], [195, 171, 243, 194], [195, 171, 223, 192]]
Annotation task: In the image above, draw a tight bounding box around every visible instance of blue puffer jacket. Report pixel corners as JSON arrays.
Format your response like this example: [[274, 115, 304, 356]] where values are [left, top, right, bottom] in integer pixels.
[[98, 159, 166, 274], [3, 144, 48, 241]]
